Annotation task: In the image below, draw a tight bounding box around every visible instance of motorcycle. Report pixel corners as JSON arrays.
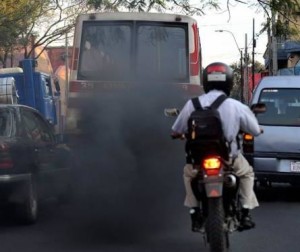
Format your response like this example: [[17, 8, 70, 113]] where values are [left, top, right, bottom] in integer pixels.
[[174, 133, 241, 252], [164, 103, 265, 252]]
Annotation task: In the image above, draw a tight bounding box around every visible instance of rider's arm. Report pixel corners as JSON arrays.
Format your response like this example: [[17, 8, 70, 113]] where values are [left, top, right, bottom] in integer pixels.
[[239, 103, 262, 136], [171, 100, 193, 134]]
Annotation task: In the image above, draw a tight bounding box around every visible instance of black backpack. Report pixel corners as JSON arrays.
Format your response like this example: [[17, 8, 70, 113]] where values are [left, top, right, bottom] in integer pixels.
[[186, 94, 230, 163]]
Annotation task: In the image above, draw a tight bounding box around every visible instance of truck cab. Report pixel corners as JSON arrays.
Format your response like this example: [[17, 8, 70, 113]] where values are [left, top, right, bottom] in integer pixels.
[[0, 59, 61, 133]]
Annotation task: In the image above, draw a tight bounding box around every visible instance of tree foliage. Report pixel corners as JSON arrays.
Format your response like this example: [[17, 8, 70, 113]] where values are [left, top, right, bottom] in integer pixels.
[[85, 0, 300, 40], [85, 0, 220, 15], [84, 0, 300, 18], [253, 0, 300, 38], [256, 0, 300, 18], [0, 0, 90, 66], [21, 0, 88, 58], [0, 0, 47, 66]]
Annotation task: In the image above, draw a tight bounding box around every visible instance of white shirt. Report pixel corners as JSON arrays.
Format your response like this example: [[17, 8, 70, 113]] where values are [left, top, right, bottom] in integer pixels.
[[171, 90, 261, 157]]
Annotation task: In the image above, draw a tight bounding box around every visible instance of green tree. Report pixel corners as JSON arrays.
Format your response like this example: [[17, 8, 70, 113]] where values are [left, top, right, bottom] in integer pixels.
[[0, 0, 89, 66], [84, 0, 300, 45], [84, 0, 300, 19], [85, 0, 219, 14], [0, 0, 46, 66], [257, 0, 300, 39]]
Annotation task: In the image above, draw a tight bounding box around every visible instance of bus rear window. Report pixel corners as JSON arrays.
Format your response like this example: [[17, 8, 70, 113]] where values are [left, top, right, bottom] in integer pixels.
[[78, 22, 132, 81], [136, 24, 188, 82], [78, 21, 188, 83]]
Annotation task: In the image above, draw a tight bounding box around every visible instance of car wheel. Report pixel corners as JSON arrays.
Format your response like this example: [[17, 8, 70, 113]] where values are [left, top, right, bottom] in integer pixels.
[[17, 178, 38, 225]]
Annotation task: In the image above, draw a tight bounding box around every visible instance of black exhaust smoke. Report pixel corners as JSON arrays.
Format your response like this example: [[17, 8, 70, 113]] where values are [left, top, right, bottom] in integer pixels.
[[69, 83, 191, 242]]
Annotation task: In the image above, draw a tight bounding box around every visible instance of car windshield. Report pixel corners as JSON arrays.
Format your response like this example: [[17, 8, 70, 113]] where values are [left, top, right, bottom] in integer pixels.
[[257, 88, 300, 126]]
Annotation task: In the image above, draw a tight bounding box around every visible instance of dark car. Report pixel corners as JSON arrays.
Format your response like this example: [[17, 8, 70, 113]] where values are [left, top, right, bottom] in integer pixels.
[[0, 104, 72, 224], [244, 76, 300, 186]]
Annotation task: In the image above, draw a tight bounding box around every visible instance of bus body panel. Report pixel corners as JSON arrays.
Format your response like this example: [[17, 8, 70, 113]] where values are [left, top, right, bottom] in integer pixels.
[[66, 12, 203, 135]]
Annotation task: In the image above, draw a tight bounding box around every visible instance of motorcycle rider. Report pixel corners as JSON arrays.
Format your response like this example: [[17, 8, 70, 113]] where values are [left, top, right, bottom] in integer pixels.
[[171, 62, 263, 232]]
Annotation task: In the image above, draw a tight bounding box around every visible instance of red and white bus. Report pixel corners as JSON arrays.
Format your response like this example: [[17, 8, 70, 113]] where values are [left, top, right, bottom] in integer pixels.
[[66, 12, 202, 135]]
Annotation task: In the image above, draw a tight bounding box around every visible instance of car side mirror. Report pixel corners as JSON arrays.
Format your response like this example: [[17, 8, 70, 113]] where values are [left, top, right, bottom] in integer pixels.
[[251, 103, 266, 114]]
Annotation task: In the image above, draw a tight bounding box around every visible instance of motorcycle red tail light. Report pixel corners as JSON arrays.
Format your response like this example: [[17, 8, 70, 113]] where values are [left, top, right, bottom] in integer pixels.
[[203, 157, 221, 175], [243, 133, 254, 153]]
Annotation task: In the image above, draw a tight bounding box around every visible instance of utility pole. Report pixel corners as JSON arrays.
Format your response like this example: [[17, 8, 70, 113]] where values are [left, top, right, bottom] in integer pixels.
[[252, 18, 256, 93], [65, 32, 69, 91], [272, 11, 278, 75], [240, 50, 244, 103], [267, 18, 272, 75], [244, 33, 248, 104], [215, 29, 244, 102]]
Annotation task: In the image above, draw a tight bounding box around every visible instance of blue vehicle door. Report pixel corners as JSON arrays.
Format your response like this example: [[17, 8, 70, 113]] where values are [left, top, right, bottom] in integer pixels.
[[34, 73, 57, 125]]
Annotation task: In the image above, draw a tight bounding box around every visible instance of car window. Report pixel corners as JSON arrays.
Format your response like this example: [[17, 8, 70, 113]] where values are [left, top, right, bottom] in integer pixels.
[[41, 76, 51, 97], [0, 108, 12, 137], [257, 88, 300, 126], [22, 109, 54, 143]]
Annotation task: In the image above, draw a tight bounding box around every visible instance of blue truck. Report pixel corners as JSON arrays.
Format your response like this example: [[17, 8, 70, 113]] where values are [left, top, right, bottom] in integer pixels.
[[0, 58, 63, 134]]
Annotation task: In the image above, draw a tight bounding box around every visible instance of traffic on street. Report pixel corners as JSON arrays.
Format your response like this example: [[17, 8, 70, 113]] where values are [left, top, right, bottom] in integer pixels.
[[1, 1, 300, 251]]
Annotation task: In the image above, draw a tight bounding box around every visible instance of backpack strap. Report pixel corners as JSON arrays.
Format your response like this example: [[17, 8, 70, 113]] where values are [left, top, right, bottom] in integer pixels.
[[191, 94, 227, 111], [191, 97, 203, 110], [210, 94, 227, 109], [209, 94, 240, 151]]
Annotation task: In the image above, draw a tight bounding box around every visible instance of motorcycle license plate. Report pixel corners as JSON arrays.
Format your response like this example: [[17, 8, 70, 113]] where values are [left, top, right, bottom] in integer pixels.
[[291, 161, 300, 172]]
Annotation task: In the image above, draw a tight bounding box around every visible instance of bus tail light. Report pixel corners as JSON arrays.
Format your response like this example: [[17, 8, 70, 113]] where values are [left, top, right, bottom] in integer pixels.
[[71, 47, 79, 71]]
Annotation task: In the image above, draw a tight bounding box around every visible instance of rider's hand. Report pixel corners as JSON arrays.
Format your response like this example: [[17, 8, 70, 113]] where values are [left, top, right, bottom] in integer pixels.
[[171, 131, 185, 139]]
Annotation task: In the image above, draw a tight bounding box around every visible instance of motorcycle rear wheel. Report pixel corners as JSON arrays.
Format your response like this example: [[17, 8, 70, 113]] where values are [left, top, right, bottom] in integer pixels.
[[206, 197, 228, 252]]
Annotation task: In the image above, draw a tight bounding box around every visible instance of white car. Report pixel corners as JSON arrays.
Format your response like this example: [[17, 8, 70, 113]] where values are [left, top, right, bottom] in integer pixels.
[[244, 76, 300, 186]]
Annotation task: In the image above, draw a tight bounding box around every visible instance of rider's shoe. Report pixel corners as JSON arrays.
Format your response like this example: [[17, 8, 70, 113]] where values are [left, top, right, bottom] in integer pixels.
[[190, 207, 204, 232], [239, 208, 255, 231]]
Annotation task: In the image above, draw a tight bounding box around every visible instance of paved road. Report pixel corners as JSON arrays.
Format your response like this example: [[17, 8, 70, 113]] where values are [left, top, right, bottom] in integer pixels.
[[1, 92, 300, 252], [1, 151, 300, 252]]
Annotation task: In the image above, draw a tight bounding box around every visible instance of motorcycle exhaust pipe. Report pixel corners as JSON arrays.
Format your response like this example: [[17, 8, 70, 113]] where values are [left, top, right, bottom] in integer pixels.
[[224, 174, 237, 188]]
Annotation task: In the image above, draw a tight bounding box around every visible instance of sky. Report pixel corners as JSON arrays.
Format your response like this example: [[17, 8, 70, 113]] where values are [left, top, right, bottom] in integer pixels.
[[194, 2, 268, 68]]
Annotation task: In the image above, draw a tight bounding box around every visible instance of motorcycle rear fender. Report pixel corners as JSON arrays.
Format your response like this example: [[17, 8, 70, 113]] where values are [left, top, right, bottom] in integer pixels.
[[203, 175, 223, 198]]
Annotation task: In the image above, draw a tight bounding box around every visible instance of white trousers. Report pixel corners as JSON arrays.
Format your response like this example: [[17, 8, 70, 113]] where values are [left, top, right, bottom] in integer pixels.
[[183, 153, 259, 210]]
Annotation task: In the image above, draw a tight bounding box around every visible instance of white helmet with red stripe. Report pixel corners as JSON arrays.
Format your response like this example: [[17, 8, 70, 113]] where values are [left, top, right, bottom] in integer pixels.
[[203, 62, 233, 96]]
